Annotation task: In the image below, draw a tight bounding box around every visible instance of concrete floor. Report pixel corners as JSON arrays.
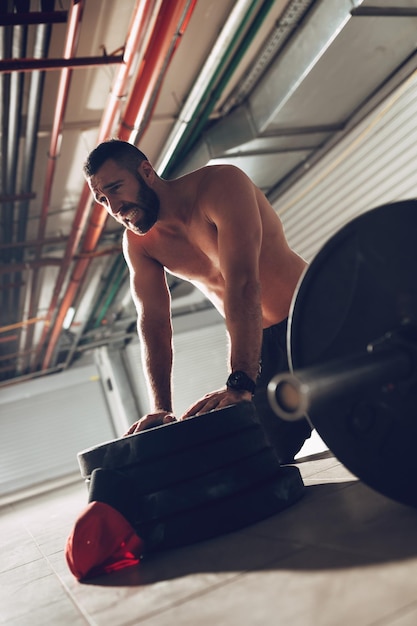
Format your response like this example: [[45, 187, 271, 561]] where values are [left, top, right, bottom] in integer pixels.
[[2, 431, 417, 626]]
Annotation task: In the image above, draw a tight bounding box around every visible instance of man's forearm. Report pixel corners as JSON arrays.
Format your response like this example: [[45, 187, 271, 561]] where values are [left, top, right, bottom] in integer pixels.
[[224, 278, 263, 382], [139, 318, 174, 412]]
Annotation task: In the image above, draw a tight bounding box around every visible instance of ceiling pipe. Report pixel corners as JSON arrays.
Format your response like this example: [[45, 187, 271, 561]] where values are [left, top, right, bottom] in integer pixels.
[[40, 0, 197, 371], [156, 0, 262, 174], [0, 3, 13, 335], [1, 0, 29, 372], [171, 0, 278, 174], [14, 0, 55, 372], [124, 0, 198, 144], [32, 0, 159, 371], [99, 0, 161, 144], [38, 0, 83, 241], [23, 0, 84, 368], [0, 317, 46, 334], [83, 254, 126, 332], [94, 261, 128, 329]]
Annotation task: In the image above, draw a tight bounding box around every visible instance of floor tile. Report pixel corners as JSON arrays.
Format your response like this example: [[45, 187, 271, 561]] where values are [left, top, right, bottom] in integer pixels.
[[134, 545, 417, 626]]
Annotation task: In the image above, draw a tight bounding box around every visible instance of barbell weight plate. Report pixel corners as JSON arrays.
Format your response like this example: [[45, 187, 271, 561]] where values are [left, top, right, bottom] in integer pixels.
[[127, 446, 283, 523], [87, 425, 272, 495], [138, 465, 305, 551], [78, 401, 259, 478], [288, 200, 417, 506], [87, 445, 282, 525]]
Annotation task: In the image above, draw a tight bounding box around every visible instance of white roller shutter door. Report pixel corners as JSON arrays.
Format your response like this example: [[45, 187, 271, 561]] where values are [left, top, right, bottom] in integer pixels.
[[275, 71, 417, 262]]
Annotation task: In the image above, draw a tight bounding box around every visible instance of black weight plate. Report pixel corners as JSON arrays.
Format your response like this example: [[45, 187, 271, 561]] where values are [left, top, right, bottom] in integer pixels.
[[80, 419, 268, 481], [138, 465, 305, 550], [78, 401, 258, 478], [101, 425, 272, 495], [288, 200, 417, 506], [132, 446, 282, 523]]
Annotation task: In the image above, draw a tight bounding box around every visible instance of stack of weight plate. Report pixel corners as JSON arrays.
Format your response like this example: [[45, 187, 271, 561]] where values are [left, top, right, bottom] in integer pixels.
[[77, 401, 305, 551]]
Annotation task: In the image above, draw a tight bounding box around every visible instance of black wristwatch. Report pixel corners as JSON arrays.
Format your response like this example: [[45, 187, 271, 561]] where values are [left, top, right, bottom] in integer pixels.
[[226, 370, 256, 395]]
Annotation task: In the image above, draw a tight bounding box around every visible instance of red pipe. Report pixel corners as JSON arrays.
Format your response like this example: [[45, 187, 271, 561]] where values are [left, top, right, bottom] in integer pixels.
[[23, 0, 84, 367], [120, 0, 197, 141], [24, 0, 84, 367], [99, 0, 158, 143], [127, 0, 198, 146], [40, 0, 83, 237], [40, 0, 197, 370], [37, 0, 156, 369]]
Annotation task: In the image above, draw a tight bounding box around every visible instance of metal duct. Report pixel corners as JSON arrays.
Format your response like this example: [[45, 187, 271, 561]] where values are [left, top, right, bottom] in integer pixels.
[[170, 0, 364, 176]]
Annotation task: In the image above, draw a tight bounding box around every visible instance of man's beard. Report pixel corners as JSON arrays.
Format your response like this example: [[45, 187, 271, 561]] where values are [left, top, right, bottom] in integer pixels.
[[125, 172, 160, 234]]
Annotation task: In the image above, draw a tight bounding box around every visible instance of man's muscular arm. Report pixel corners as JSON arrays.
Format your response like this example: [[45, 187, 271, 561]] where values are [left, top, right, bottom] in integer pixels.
[[181, 166, 263, 417], [123, 231, 177, 434]]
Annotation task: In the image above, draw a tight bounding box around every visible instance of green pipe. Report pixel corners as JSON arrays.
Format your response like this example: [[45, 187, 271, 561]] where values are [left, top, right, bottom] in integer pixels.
[[94, 260, 129, 328], [164, 0, 276, 176], [163, 0, 261, 175], [86, 254, 124, 330]]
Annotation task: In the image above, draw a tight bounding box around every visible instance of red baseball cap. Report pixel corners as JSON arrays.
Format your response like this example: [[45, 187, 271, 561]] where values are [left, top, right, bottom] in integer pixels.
[[65, 501, 144, 581]]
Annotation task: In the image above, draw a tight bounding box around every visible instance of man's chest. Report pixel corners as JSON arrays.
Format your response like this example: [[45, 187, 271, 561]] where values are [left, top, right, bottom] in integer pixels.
[[144, 222, 221, 282]]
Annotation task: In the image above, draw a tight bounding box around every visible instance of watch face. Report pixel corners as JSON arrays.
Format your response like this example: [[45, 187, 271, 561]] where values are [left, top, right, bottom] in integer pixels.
[[227, 371, 256, 393], [229, 372, 242, 385]]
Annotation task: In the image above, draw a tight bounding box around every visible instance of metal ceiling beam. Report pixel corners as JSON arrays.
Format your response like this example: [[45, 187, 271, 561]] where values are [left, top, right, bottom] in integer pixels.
[[0, 10, 67, 25], [0, 54, 124, 73], [351, 7, 417, 17]]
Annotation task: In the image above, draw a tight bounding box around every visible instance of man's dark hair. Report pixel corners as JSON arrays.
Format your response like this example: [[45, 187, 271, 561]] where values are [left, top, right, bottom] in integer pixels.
[[83, 139, 149, 178]]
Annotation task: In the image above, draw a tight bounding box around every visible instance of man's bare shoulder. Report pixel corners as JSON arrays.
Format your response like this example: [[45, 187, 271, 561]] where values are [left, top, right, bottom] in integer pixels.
[[195, 164, 249, 186], [192, 164, 255, 207], [122, 229, 148, 262]]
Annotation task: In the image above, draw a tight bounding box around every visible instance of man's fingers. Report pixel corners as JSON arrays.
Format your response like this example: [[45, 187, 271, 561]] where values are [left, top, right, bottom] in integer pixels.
[[181, 397, 224, 419], [124, 412, 177, 436], [162, 414, 177, 424]]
